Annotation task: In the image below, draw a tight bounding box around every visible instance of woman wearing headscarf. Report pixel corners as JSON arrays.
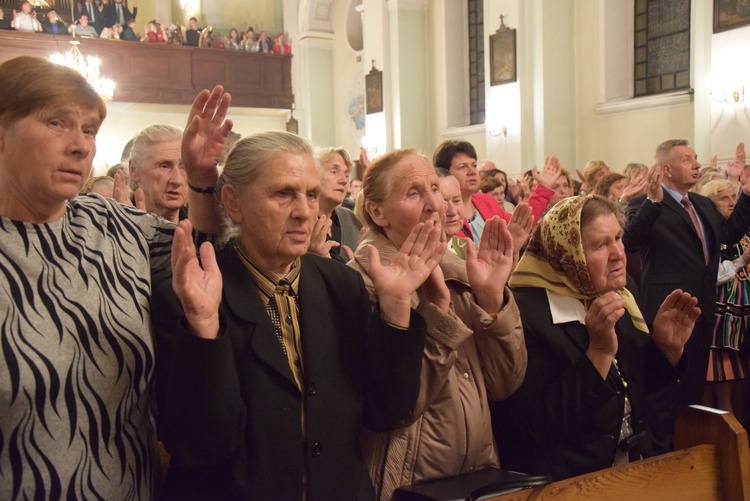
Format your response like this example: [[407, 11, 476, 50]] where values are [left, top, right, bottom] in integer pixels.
[[490, 195, 700, 481], [350, 149, 527, 500]]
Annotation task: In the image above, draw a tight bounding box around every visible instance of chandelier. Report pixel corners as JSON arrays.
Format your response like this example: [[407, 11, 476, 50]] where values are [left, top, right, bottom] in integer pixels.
[[50, 41, 115, 102]]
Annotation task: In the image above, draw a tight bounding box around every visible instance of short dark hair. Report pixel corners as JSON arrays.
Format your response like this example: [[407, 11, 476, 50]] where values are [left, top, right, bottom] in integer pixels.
[[432, 140, 477, 170]]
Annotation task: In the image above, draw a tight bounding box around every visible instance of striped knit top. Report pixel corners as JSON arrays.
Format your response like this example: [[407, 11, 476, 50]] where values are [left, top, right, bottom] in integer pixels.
[[0, 195, 174, 500]]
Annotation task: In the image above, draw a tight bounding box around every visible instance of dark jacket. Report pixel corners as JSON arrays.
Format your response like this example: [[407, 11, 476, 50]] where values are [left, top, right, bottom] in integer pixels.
[[491, 286, 685, 481], [104, 2, 136, 27], [154, 245, 427, 500], [624, 191, 750, 404]]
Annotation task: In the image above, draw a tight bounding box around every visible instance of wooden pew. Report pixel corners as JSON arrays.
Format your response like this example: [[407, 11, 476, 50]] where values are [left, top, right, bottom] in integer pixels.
[[489, 405, 750, 501]]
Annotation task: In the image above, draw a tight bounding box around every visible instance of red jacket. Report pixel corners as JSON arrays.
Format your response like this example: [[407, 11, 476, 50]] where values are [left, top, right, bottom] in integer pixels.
[[458, 185, 553, 240]]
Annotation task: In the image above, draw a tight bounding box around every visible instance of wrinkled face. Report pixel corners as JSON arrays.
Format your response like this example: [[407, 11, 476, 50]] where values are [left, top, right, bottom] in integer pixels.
[[318, 152, 350, 209], [349, 179, 362, 198], [448, 153, 479, 196], [368, 155, 445, 249], [129, 139, 187, 219], [0, 104, 101, 220], [607, 179, 627, 202], [224, 153, 319, 275], [550, 174, 571, 206], [439, 175, 463, 239], [713, 187, 737, 218], [582, 212, 627, 294], [663, 145, 701, 192]]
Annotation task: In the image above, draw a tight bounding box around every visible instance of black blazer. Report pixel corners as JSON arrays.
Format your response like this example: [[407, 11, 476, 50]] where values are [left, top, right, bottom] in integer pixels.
[[491, 287, 684, 481], [624, 191, 750, 404], [154, 245, 426, 500], [104, 2, 136, 27]]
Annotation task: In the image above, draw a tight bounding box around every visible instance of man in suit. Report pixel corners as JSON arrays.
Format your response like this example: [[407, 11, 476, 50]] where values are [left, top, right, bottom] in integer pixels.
[[154, 130, 437, 499], [75, 0, 102, 34], [624, 139, 750, 406], [105, 0, 136, 29]]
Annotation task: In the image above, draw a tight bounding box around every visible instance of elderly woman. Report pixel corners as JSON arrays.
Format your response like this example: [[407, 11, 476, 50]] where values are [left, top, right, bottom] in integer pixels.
[[310, 146, 362, 261], [699, 179, 750, 422], [349, 149, 527, 500], [491, 195, 700, 481], [154, 132, 442, 500], [0, 56, 230, 498]]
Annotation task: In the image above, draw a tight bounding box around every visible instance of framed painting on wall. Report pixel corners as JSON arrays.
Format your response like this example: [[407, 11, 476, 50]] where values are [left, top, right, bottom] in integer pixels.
[[366, 67, 383, 114], [714, 0, 750, 33], [490, 24, 517, 86]]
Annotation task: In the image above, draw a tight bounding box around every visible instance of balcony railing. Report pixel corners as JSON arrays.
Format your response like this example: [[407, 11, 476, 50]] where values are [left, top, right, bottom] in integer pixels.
[[0, 30, 294, 109]]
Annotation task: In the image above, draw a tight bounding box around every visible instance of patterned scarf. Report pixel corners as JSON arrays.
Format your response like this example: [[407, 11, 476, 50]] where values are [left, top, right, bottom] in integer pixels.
[[509, 195, 648, 333]]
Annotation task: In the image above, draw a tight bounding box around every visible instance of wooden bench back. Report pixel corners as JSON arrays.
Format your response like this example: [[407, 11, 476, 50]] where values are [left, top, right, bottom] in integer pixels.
[[490, 406, 750, 501]]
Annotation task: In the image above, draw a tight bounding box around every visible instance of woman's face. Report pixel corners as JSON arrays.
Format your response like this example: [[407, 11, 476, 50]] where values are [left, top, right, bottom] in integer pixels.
[[550, 174, 571, 205], [439, 175, 463, 239], [448, 153, 479, 197], [368, 156, 444, 248], [488, 185, 505, 205], [590, 167, 611, 188], [713, 187, 737, 218], [607, 178, 627, 202], [582, 212, 627, 294]]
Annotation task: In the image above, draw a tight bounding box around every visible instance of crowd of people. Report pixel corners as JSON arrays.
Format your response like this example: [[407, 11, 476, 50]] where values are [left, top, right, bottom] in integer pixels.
[[0, 53, 748, 500], [1, 2, 291, 53]]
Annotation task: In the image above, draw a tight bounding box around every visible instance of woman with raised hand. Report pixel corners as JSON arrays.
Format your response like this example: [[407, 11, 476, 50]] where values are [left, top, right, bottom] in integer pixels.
[[350, 149, 527, 500], [491, 195, 700, 481]]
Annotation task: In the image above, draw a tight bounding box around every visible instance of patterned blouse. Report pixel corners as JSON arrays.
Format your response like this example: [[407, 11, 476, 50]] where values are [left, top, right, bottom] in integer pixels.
[[0, 195, 174, 499]]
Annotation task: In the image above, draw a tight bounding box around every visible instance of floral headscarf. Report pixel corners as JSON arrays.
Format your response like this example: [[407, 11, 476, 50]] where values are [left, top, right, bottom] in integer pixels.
[[509, 195, 648, 333]]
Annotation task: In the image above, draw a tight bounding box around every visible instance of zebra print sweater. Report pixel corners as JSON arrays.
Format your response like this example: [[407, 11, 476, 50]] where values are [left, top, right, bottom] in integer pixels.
[[0, 195, 174, 500]]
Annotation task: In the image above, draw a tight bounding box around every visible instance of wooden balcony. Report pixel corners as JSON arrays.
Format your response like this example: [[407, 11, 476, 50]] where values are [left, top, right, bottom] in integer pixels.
[[0, 30, 293, 109]]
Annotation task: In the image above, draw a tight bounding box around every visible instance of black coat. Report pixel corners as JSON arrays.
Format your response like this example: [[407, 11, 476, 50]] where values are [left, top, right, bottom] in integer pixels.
[[154, 245, 426, 500], [624, 191, 750, 404], [491, 287, 684, 481]]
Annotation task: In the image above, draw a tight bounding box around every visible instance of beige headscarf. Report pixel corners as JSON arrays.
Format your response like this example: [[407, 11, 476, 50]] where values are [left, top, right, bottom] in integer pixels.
[[509, 195, 648, 333]]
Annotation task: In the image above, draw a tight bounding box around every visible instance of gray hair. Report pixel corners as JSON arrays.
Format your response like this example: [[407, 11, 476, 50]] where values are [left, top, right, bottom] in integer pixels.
[[655, 139, 689, 166], [699, 179, 735, 201], [313, 146, 352, 177], [129, 124, 183, 170], [217, 130, 313, 243]]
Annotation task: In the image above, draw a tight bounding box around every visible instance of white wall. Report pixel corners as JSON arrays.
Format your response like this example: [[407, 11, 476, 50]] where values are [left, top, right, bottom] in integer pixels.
[[93, 103, 287, 175]]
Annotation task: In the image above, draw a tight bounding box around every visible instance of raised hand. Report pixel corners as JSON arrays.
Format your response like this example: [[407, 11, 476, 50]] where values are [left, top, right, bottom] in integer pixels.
[[585, 291, 625, 378], [359, 146, 372, 171], [507, 203, 532, 259], [113, 169, 146, 210], [308, 215, 338, 258], [182, 85, 234, 185], [652, 289, 700, 366], [619, 168, 647, 203], [533, 155, 562, 189], [171, 220, 223, 339], [645, 162, 663, 203], [368, 220, 447, 327], [465, 216, 514, 313]]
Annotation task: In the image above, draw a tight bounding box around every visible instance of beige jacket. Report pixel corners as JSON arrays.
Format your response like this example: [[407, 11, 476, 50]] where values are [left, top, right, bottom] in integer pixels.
[[349, 229, 527, 501]]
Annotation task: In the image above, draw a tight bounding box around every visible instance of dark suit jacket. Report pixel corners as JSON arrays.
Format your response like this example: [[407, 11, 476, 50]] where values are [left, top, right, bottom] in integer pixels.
[[104, 2, 136, 27], [491, 287, 684, 481], [154, 245, 426, 500], [623, 191, 750, 403], [75, 1, 103, 33]]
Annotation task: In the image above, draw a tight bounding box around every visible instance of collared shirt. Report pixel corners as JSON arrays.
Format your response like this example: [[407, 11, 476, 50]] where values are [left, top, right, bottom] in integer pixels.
[[235, 243, 305, 391], [662, 182, 707, 244]]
